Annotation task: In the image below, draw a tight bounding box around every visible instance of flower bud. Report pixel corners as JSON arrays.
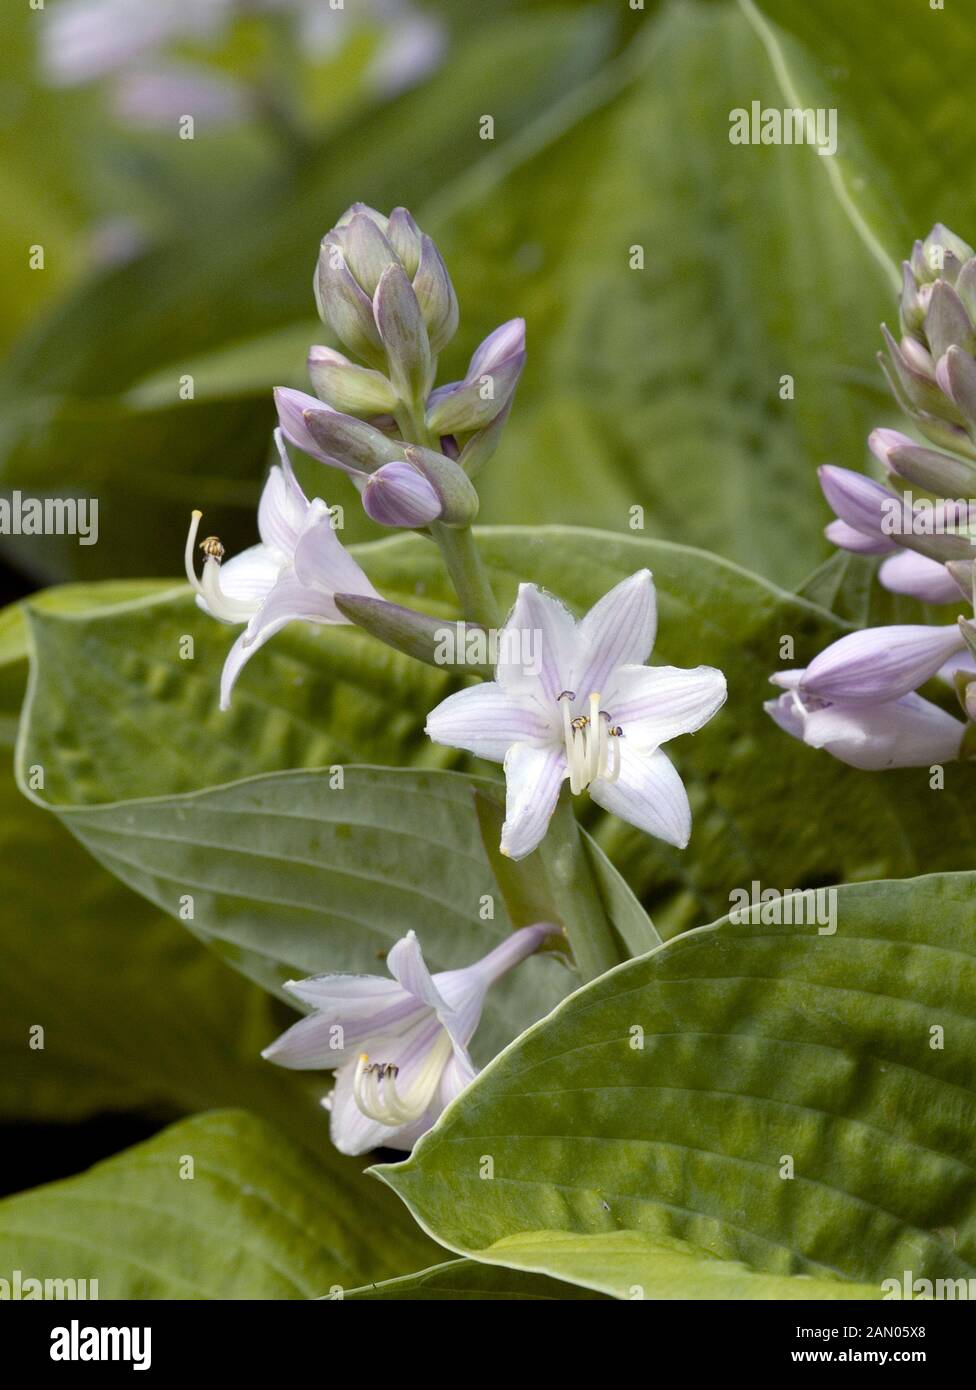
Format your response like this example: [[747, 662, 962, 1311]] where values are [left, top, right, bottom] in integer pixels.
[[361, 460, 442, 527], [372, 263, 432, 401], [314, 203, 459, 374], [878, 551, 960, 605], [800, 624, 966, 705], [925, 281, 976, 361], [307, 346, 399, 418], [883, 438, 976, 495], [426, 318, 526, 436], [274, 387, 402, 474], [402, 445, 479, 525], [332, 592, 492, 675]]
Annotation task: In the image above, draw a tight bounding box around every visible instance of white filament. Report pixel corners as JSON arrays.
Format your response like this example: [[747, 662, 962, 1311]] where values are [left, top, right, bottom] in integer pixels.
[[184, 509, 258, 623], [353, 1031, 454, 1126], [559, 691, 622, 793]]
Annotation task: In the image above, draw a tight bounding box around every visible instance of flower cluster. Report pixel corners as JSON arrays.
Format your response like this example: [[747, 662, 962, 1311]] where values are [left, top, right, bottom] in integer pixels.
[[769, 224, 976, 769], [183, 202, 728, 1150]]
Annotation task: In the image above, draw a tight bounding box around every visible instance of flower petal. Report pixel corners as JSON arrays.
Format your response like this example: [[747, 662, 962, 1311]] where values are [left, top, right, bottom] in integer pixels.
[[425, 681, 554, 762], [257, 437, 310, 555], [589, 745, 691, 848], [495, 583, 579, 703], [800, 624, 965, 705], [500, 742, 567, 860], [825, 519, 897, 555], [195, 543, 279, 622], [765, 690, 965, 769], [386, 930, 449, 1013], [362, 460, 442, 527], [603, 664, 727, 748], [572, 570, 657, 697], [292, 508, 380, 601], [878, 550, 960, 605]]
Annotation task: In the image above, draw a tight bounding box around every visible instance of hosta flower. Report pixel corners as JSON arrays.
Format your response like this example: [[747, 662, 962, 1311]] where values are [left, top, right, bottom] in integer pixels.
[[184, 432, 379, 708], [425, 571, 726, 860], [263, 924, 553, 1155], [765, 670, 964, 770]]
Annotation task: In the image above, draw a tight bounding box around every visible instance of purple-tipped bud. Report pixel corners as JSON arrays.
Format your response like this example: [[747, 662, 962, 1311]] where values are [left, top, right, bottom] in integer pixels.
[[920, 224, 975, 284], [361, 460, 442, 527], [868, 427, 917, 472], [818, 465, 899, 546], [937, 346, 976, 431], [426, 318, 526, 437], [274, 387, 402, 475], [314, 235, 386, 368], [882, 437, 976, 496], [800, 624, 966, 705], [307, 345, 398, 417]]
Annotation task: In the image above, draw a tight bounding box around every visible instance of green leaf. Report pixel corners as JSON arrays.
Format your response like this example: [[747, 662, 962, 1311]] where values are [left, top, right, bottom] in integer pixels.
[[0, 1110, 437, 1299], [41, 765, 578, 1063], [743, 0, 976, 269], [17, 528, 976, 934], [345, 1256, 608, 1301], [377, 872, 975, 1299]]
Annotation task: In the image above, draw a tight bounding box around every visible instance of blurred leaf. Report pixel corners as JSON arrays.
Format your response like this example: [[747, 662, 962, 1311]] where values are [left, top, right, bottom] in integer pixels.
[[743, 0, 976, 267], [0, 1109, 437, 1298], [0, 5, 615, 581], [17, 529, 976, 936], [378, 872, 974, 1299]]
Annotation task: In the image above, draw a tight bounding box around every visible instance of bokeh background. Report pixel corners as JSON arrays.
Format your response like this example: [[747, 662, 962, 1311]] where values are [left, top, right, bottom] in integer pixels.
[[1, 0, 973, 1198]]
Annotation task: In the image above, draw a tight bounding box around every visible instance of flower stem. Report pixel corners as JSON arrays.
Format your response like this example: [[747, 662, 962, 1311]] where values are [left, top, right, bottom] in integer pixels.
[[395, 394, 500, 628], [430, 521, 500, 628], [537, 788, 625, 982]]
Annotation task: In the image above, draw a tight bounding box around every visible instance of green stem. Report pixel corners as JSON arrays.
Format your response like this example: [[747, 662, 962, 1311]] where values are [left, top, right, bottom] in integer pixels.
[[430, 521, 499, 628], [395, 396, 500, 628], [537, 788, 625, 982]]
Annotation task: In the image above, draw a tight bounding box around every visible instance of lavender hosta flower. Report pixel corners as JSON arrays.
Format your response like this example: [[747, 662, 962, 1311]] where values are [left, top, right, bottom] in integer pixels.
[[41, 0, 228, 86], [765, 671, 965, 770], [425, 571, 726, 860], [315, 203, 458, 374], [426, 318, 526, 443], [262, 924, 554, 1155], [797, 624, 966, 707], [274, 387, 443, 527], [184, 432, 379, 709], [819, 461, 968, 603]]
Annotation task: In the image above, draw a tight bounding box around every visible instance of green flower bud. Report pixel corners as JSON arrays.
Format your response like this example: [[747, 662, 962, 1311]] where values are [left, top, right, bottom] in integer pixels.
[[307, 346, 399, 418]]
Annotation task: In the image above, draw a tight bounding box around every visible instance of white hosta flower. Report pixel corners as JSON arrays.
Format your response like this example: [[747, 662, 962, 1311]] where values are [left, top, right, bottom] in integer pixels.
[[262, 924, 553, 1155], [425, 571, 727, 860], [184, 432, 379, 709]]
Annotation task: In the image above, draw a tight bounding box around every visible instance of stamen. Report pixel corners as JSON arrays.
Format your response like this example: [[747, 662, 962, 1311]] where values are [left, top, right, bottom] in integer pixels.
[[183, 508, 256, 623], [352, 1034, 453, 1127]]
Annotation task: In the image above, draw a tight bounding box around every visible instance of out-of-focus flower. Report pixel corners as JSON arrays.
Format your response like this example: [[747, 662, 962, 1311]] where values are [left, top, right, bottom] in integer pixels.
[[262, 924, 554, 1154], [426, 571, 726, 860], [765, 670, 965, 770], [41, 0, 445, 128], [184, 432, 379, 708]]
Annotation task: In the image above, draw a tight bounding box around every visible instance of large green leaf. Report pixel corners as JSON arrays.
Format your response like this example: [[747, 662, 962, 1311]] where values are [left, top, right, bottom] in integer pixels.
[[744, 0, 976, 270], [18, 529, 975, 938], [345, 1256, 608, 1301], [0, 1110, 437, 1298], [40, 765, 581, 1063], [377, 872, 976, 1299]]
